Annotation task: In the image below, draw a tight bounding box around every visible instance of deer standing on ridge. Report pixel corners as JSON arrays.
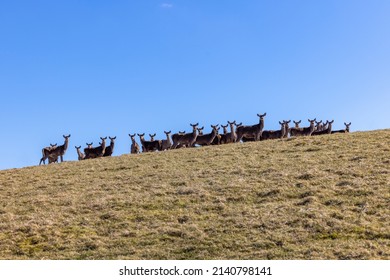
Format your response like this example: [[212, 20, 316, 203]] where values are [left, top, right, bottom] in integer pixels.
[[39, 135, 71, 165], [161, 131, 173, 150], [172, 123, 199, 148], [193, 125, 219, 146], [103, 136, 116, 157], [236, 113, 266, 142], [138, 133, 161, 152], [129, 134, 141, 154], [289, 119, 316, 136], [84, 137, 107, 159]]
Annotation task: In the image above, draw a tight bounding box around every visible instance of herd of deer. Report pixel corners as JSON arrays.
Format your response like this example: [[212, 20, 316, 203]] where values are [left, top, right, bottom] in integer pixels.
[[38, 113, 351, 165]]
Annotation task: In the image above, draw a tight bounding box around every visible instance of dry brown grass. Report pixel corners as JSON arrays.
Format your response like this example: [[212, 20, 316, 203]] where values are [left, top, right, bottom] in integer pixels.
[[0, 130, 389, 259]]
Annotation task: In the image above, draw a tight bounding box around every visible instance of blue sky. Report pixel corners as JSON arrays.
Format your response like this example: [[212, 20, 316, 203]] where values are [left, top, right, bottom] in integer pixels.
[[0, 0, 389, 170]]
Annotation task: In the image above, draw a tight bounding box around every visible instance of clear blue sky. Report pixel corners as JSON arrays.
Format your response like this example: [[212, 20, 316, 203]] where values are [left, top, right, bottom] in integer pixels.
[[1, 0, 389, 170]]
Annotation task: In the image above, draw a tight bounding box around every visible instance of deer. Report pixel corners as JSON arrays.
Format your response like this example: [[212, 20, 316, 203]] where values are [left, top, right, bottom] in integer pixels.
[[283, 120, 291, 138], [312, 120, 334, 136], [220, 121, 239, 144], [289, 119, 316, 137], [293, 120, 301, 128], [236, 113, 266, 142], [76, 143, 93, 160], [75, 146, 85, 160], [261, 121, 286, 140], [171, 131, 187, 148], [193, 125, 219, 146], [331, 122, 351, 134], [129, 134, 141, 154], [149, 133, 156, 141], [235, 122, 255, 142], [39, 135, 71, 165], [39, 143, 57, 165], [172, 123, 199, 148], [84, 137, 107, 159], [161, 131, 173, 150], [138, 133, 161, 152], [103, 136, 116, 157], [315, 120, 323, 132], [197, 127, 204, 136]]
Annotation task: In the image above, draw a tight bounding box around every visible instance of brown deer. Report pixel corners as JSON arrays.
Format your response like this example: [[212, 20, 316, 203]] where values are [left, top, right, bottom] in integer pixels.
[[331, 122, 351, 134], [293, 120, 301, 128], [283, 120, 291, 138], [84, 137, 107, 159], [138, 133, 161, 152], [149, 133, 156, 141], [129, 134, 141, 154], [289, 119, 316, 136], [193, 125, 219, 146], [315, 120, 323, 131], [103, 136, 116, 157], [172, 123, 199, 148], [235, 122, 255, 142], [197, 127, 204, 136], [312, 120, 334, 136], [171, 131, 187, 148], [161, 131, 173, 150], [39, 135, 71, 165], [262, 121, 286, 140], [75, 146, 85, 160], [39, 143, 57, 165], [236, 113, 266, 142], [220, 121, 239, 144]]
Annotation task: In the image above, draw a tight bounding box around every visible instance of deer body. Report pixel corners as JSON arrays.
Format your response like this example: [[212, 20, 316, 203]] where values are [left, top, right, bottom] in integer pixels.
[[129, 134, 141, 154], [138, 133, 161, 152], [103, 136, 116, 157], [261, 121, 286, 140], [194, 125, 219, 146], [289, 119, 316, 136], [84, 137, 107, 159], [39, 143, 57, 165], [161, 131, 173, 150], [236, 113, 266, 142], [331, 122, 351, 134], [172, 123, 198, 148], [39, 135, 70, 165], [75, 146, 85, 160], [312, 120, 334, 136]]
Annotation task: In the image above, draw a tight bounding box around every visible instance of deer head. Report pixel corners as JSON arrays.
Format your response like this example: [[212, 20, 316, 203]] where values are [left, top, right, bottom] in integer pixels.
[[344, 122, 351, 132], [221, 124, 228, 134], [293, 120, 301, 128], [149, 133, 156, 141]]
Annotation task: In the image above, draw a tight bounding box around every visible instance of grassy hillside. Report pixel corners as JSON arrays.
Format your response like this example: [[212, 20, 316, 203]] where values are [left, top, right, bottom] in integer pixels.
[[0, 130, 389, 260]]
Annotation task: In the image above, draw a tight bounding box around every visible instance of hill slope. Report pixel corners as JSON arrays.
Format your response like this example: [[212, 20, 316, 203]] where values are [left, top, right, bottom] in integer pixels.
[[0, 130, 389, 259]]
